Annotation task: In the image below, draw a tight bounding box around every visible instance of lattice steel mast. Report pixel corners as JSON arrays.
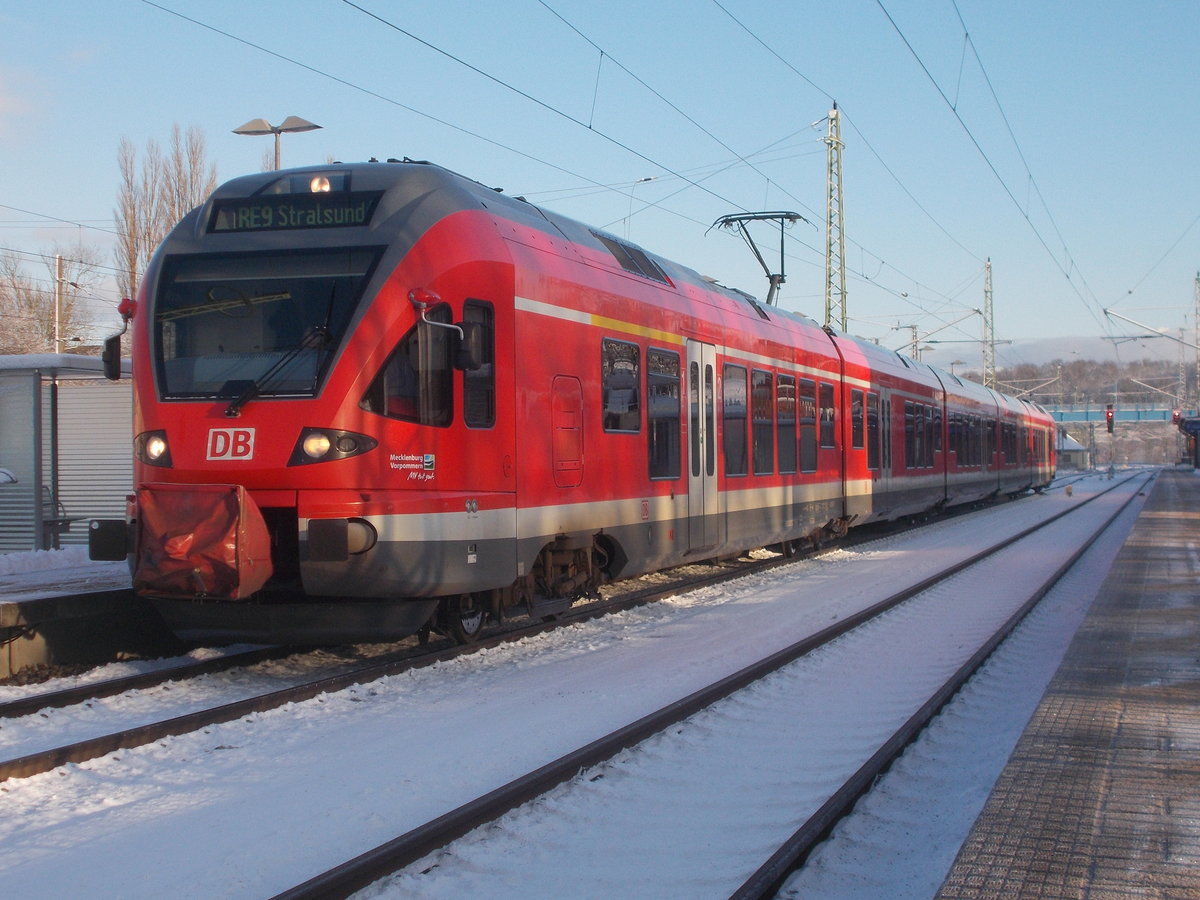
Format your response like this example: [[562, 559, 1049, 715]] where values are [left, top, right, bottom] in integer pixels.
[[983, 258, 996, 388], [1194, 271, 1199, 407], [824, 103, 847, 332]]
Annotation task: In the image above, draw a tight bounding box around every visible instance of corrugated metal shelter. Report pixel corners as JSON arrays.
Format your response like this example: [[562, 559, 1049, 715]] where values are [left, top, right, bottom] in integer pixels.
[[0, 354, 132, 552]]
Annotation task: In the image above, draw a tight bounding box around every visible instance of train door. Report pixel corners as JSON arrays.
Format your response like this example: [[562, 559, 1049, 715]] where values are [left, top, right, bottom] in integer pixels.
[[686, 339, 720, 552], [874, 392, 890, 496]]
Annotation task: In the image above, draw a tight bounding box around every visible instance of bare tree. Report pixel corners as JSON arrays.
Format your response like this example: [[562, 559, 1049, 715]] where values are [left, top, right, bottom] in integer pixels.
[[114, 124, 217, 301], [0, 245, 100, 354]]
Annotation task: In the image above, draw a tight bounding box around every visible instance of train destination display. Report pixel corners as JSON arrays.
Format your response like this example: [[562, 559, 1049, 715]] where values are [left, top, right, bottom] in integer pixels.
[[209, 191, 381, 233]]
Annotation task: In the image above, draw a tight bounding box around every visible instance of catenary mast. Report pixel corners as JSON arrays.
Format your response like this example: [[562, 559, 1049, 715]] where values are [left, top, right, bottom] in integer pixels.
[[824, 103, 847, 332]]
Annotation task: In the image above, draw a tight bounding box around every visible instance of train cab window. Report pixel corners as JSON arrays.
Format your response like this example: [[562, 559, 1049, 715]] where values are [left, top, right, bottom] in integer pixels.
[[602, 339, 641, 432], [647, 349, 681, 480], [463, 300, 495, 428], [751, 369, 774, 475], [723, 364, 748, 476], [799, 379, 818, 473], [361, 303, 453, 426], [777, 375, 797, 475], [154, 247, 381, 401], [851, 389, 865, 450], [867, 392, 880, 470], [819, 383, 836, 448]]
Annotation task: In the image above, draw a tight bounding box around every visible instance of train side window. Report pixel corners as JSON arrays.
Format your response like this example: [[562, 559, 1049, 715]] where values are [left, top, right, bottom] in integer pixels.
[[689, 362, 701, 477], [904, 401, 915, 469], [360, 302, 453, 426], [921, 405, 932, 467], [705, 364, 716, 476], [867, 393, 880, 470], [463, 300, 495, 428], [798, 378, 818, 473], [819, 382, 836, 448], [751, 369, 774, 475], [881, 397, 892, 470], [602, 338, 641, 432], [851, 389, 865, 450], [723, 364, 748, 476], [647, 348, 681, 480], [777, 374, 797, 475]]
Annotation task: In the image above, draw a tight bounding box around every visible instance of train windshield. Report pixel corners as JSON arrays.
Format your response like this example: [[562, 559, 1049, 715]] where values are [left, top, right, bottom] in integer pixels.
[[153, 247, 383, 401]]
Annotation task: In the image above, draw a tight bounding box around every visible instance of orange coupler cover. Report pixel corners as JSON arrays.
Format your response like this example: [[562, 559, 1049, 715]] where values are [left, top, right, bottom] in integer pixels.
[[134, 483, 273, 600]]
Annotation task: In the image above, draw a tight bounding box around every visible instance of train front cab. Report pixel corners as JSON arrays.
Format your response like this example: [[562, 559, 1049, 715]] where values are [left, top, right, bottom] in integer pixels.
[[90, 164, 533, 643]]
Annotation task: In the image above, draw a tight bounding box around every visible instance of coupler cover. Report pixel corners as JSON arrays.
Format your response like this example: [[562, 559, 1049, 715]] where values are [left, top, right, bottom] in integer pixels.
[[134, 483, 273, 600]]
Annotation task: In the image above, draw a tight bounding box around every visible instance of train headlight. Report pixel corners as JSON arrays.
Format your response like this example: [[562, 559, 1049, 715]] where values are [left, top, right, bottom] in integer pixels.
[[288, 427, 378, 466], [134, 430, 172, 467], [302, 433, 332, 458]]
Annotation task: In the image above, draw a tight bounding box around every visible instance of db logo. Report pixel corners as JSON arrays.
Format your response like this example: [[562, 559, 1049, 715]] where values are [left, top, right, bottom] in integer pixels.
[[207, 427, 255, 460]]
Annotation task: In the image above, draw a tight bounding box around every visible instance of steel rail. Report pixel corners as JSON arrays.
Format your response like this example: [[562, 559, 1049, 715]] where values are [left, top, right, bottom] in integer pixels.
[[0, 474, 1057, 711], [269, 473, 1145, 900], [729, 471, 1153, 899], [0, 476, 1101, 786], [0, 550, 786, 783], [0, 646, 292, 720]]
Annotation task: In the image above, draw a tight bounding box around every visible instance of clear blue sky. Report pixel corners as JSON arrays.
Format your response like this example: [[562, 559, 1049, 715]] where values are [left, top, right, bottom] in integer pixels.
[[3, 1, 1198, 367]]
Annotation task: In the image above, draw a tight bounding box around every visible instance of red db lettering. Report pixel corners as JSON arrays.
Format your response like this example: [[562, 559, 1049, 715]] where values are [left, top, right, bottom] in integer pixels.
[[207, 428, 255, 460]]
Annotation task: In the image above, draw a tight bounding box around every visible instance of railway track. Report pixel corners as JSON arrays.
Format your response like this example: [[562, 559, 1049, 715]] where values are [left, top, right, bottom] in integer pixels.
[[263, 471, 1150, 899], [0, 550, 794, 783], [0, 472, 1034, 704], [0, 477, 1110, 789]]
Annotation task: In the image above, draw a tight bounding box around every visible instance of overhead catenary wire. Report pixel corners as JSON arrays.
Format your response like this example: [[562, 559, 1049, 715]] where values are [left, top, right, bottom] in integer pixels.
[[874, 0, 1110, 335], [139, 0, 970, 330], [92, 0, 1075, 356]]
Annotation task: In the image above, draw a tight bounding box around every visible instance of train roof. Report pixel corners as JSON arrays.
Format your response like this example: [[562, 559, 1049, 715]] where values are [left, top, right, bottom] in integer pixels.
[[195, 158, 827, 332]]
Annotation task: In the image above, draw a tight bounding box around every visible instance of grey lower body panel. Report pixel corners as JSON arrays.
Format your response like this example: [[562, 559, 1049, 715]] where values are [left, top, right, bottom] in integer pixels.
[[153, 595, 440, 645]]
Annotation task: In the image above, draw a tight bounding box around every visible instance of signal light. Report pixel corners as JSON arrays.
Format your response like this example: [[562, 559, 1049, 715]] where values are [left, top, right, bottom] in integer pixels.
[[1105, 404, 1114, 434]]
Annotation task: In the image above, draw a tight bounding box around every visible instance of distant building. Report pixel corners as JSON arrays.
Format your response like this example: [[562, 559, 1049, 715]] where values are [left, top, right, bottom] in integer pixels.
[[1056, 428, 1090, 470]]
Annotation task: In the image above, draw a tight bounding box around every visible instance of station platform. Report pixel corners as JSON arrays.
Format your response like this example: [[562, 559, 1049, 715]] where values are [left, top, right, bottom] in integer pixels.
[[0, 554, 175, 679], [936, 468, 1200, 898]]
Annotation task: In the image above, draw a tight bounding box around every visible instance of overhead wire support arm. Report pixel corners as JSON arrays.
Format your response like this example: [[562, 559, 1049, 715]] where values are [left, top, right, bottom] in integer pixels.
[[710, 211, 809, 306], [1103, 307, 1200, 352]]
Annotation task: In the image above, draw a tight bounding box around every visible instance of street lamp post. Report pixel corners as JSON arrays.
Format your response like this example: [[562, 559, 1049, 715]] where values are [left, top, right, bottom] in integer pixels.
[[233, 116, 322, 170]]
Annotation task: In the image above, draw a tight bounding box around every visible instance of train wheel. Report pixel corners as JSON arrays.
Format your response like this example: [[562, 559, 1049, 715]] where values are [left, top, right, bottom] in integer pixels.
[[442, 593, 486, 644]]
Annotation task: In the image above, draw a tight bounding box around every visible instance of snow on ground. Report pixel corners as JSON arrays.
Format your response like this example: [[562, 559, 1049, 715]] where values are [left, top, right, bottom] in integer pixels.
[[0, 545, 131, 601], [780, 477, 1146, 898], [0, 475, 1144, 898], [360, 476, 1148, 898]]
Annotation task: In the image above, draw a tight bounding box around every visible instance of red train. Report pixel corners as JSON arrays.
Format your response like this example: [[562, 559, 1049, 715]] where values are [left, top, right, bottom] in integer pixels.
[[90, 159, 1056, 644]]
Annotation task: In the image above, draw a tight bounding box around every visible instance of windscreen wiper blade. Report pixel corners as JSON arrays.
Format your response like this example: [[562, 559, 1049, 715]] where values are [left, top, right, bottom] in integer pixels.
[[224, 326, 331, 417]]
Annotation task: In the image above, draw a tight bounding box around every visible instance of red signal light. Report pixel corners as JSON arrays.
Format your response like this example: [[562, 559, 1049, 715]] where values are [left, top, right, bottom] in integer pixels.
[[1105, 404, 1114, 433]]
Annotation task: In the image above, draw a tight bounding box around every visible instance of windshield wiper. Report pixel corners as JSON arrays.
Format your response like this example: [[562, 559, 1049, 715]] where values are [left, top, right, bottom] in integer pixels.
[[159, 289, 291, 322], [224, 326, 332, 417]]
